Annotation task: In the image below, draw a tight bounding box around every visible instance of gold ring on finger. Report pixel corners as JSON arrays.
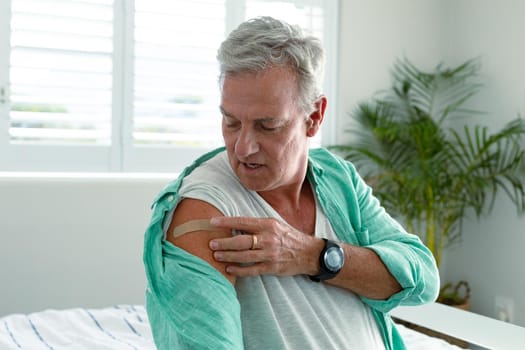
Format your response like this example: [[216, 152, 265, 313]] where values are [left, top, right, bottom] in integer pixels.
[[251, 235, 258, 250]]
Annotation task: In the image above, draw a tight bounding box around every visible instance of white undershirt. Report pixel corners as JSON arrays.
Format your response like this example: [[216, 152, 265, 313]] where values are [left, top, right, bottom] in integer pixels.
[[177, 152, 385, 349]]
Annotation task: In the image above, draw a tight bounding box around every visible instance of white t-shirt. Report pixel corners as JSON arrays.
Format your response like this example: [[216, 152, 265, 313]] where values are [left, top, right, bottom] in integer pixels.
[[177, 152, 385, 349]]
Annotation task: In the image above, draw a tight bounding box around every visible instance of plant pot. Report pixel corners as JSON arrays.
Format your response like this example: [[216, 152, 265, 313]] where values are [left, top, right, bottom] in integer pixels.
[[438, 280, 471, 310]]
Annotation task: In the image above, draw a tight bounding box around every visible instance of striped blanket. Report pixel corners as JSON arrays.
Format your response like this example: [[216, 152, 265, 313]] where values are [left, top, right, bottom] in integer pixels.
[[0, 305, 462, 349], [0, 305, 154, 350]]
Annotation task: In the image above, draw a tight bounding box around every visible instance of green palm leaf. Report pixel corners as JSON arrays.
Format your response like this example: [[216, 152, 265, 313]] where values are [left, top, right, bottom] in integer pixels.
[[330, 58, 525, 267]]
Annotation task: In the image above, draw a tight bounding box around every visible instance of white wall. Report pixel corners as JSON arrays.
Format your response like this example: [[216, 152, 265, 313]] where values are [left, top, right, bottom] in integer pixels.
[[441, 0, 525, 327], [0, 174, 168, 316], [337, 0, 525, 327], [336, 0, 447, 143]]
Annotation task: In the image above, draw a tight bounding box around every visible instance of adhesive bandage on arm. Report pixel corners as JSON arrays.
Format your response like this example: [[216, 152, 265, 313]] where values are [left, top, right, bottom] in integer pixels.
[[172, 219, 220, 238]]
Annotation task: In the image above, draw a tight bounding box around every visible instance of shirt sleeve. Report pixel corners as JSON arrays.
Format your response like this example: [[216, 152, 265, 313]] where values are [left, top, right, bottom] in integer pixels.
[[143, 184, 244, 349], [349, 163, 440, 313]]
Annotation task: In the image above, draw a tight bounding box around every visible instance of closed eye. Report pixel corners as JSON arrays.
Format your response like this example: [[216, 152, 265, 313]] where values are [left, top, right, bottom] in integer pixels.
[[222, 115, 240, 130], [256, 119, 285, 132], [259, 124, 279, 132]]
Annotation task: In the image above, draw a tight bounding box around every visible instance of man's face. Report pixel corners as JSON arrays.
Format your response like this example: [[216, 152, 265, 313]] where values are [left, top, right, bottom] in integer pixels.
[[220, 67, 318, 193]]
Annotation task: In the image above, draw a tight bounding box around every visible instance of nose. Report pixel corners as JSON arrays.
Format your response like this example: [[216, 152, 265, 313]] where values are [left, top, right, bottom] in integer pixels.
[[235, 127, 259, 158]]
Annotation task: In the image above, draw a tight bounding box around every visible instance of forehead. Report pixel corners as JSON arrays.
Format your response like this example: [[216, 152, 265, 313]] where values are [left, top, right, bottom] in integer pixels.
[[220, 67, 300, 118]]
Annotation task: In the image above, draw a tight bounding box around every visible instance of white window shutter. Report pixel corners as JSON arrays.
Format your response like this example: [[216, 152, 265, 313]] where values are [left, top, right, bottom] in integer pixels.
[[132, 0, 226, 148], [8, 0, 114, 145], [131, 0, 329, 152], [1, 0, 339, 172]]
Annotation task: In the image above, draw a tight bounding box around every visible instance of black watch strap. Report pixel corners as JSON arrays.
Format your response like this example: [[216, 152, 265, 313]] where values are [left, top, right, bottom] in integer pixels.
[[309, 238, 345, 282]]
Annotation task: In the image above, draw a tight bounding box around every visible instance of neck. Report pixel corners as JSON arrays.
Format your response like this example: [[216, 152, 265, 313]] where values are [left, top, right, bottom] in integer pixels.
[[258, 178, 316, 234]]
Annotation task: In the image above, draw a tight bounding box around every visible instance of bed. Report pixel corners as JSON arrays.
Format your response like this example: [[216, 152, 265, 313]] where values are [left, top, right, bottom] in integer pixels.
[[2, 175, 524, 349], [0, 304, 466, 350]]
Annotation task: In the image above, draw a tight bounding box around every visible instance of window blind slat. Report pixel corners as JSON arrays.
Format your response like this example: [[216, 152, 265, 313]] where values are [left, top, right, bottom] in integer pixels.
[[132, 0, 226, 146], [12, 0, 113, 21], [8, 0, 114, 145]]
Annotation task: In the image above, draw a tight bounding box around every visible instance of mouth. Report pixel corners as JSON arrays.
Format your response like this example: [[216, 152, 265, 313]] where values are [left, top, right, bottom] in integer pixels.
[[242, 162, 262, 170]]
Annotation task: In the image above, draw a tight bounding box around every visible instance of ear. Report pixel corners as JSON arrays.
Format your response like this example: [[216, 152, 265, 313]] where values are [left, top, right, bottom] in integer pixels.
[[306, 95, 327, 137]]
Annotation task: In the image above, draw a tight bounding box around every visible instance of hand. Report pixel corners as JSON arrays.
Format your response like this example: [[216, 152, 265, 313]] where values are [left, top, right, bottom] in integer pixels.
[[208, 216, 323, 277]]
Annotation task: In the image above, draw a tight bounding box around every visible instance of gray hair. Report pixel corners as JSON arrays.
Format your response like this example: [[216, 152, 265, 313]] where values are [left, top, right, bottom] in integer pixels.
[[217, 16, 325, 114]]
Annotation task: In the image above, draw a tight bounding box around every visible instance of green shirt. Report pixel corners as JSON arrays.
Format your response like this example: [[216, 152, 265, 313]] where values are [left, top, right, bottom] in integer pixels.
[[143, 147, 440, 349]]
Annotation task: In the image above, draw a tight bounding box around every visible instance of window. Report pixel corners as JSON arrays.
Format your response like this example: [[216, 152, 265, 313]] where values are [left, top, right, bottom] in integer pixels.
[[132, 0, 225, 148], [8, 0, 113, 145], [0, 0, 339, 173]]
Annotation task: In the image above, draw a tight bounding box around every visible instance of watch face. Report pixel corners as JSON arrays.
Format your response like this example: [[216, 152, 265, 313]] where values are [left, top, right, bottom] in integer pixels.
[[325, 247, 344, 271]]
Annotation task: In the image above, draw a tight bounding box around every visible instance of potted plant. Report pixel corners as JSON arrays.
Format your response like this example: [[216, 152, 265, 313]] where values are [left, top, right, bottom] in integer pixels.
[[330, 58, 525, 295]]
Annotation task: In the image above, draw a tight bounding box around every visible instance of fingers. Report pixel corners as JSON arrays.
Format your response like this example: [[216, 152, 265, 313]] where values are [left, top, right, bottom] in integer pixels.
[[225, 262, 267, 277], [213, 248, 263, 264], [209, 233, 257, 251], [209, 216, 277, 251], [210, 216, 267, 232], [208, 216, 303, 277], [209, 231, 273, 276], [213, 248, 273, 277], [251, 234, 259, 250]]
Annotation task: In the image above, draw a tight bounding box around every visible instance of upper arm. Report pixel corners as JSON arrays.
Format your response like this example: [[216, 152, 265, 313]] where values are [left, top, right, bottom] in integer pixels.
[[166, 197, 236, 285]]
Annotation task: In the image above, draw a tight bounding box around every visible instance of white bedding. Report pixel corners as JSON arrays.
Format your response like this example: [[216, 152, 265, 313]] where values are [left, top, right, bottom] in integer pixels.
[[0, 305, 463, 349]]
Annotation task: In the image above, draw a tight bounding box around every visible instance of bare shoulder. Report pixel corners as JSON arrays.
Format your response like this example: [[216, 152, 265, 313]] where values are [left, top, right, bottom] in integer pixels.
[[166, 198, 235, 285]]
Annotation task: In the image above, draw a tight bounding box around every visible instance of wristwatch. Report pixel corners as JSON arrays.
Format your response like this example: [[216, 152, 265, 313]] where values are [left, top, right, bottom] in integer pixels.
[[309, 238, 345, 282]]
